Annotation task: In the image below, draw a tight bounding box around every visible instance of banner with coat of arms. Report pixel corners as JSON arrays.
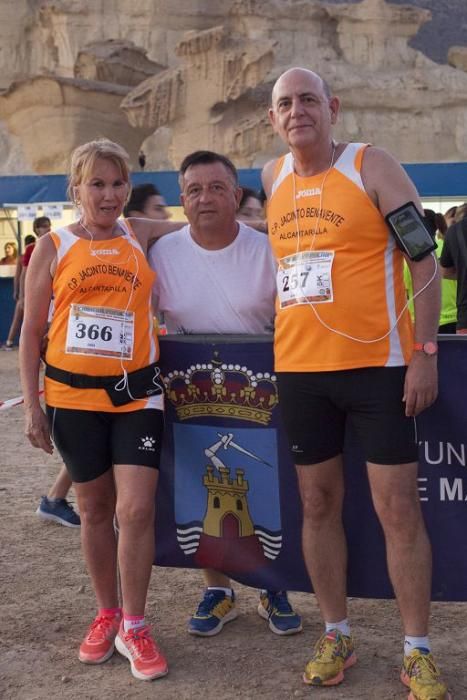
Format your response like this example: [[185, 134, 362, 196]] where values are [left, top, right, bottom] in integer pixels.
[[155, 335, 467, 601]]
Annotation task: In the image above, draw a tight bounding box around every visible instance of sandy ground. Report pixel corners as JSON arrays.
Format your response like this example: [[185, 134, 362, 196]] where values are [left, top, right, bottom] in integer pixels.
[[0, 349, 465, 700]]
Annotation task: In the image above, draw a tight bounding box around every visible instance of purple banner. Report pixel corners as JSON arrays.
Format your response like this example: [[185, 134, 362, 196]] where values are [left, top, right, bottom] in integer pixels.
[[155, 336, 467, 601]]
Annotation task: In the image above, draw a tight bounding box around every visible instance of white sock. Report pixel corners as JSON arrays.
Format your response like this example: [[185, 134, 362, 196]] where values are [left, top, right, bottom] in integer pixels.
[[123, 616, 145, 632], [404, 636, 431, 655], [207, 587, 233, 598], [325, 619, 351, 637]]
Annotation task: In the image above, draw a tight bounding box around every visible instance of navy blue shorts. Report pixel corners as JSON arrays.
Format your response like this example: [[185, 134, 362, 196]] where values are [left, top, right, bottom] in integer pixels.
[[46, 406, 164, 483], [276, 366, 418, 466]]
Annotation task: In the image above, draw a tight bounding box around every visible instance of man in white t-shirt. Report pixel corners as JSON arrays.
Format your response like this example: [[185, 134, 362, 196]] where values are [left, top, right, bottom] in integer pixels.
[[149, 150, 302, 638]]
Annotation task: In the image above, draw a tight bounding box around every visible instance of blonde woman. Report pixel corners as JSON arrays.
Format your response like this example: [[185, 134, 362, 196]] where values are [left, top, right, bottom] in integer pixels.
[[20, 139, 180, 681]]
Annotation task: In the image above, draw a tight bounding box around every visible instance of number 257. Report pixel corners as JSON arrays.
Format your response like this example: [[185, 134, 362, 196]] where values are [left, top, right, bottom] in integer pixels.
[[282, 271, 309, 292]]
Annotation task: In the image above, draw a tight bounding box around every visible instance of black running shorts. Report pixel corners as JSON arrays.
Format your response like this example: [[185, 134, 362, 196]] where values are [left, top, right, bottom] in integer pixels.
[[46, 406, 164, 483], [276, 366, 418, 466]]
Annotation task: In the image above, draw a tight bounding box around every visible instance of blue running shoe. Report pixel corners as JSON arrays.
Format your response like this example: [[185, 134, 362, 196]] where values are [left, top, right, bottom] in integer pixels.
[[188, 589, 237, 636], [36, 496, 81, 528], [257, 590, 302, 635]]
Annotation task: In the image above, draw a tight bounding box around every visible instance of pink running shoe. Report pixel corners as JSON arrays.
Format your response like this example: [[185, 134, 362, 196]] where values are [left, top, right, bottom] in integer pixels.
[[79, 614, 120, 664], [115, 623, 168, 681]]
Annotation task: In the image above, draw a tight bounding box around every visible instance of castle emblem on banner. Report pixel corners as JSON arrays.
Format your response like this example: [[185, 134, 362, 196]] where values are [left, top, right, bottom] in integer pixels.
[[164, 355, 278, 425], [174, 430, 282, 573]]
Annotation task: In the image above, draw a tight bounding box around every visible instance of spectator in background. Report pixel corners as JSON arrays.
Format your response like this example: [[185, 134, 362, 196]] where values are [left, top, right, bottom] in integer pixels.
[[36, 467, 81, 527], [434, 213, 457, 333], [404, 210, 457, 333], [237, 187, 267, 233], [124, 184, 172, 335], [13, 233, 36, 303], [443, 206, 457, 228], [454, 202, 467, 223], [0, 241, 18, 265], [2, 242, 25, 349], [21, 217, 52, 300], [440, 203, 467, 333], [124, 183, 171, 221], [237, 187, 264, 222], [138, 150, 146, 170], [2, 218, 51, 350], [28, 216, 51, 246], [0, 219, 80, 523]]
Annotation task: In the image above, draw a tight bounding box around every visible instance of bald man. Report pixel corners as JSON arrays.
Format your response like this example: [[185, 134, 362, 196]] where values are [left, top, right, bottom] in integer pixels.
[[262, 68, 448, 700]]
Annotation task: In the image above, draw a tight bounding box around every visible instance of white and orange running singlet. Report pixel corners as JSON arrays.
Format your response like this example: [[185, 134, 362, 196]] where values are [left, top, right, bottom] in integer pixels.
[[267, 143, 413, 372], [45, 220, 162, 412]]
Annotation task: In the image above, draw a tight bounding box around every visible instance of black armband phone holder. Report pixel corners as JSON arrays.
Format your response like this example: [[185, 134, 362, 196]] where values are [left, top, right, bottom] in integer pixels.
[[385, 202, 437, 261]]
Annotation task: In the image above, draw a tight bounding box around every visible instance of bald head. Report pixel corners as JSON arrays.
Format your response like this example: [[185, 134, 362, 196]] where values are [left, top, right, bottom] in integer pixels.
[[268, 67, 339, 154], [271, 68, 331, 106]]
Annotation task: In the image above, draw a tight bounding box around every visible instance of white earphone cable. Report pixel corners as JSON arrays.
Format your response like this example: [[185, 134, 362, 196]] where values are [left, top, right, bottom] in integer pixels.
[[79, 218, 142, 397], [288, 146, 437, 344]]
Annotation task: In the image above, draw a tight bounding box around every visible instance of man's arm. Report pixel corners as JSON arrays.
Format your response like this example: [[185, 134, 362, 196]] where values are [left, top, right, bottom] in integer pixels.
[[261, 159, 278, 200], [361, 147, 423, 216], [128, 217, 185, 255], [362, 147, 440, 417], [147, 244, 161, 313], [239, 218, 268, 233], [404, 253, 440, 416]]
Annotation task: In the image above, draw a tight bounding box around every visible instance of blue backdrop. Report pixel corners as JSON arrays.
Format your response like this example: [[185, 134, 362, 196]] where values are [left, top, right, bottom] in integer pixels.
[[155, 336, 467, 601], [1, 162, 467, 206]]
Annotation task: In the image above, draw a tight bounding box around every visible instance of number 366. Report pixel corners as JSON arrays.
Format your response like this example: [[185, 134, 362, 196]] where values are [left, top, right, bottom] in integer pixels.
[[75, 323, 112, 341]]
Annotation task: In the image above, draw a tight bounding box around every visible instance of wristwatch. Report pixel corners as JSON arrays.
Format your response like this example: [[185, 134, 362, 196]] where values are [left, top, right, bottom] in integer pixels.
[[413, 341, 438, 356]]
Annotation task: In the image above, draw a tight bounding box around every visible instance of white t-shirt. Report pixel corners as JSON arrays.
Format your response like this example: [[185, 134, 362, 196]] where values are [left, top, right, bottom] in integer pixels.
[[149, 222, 277, 334]]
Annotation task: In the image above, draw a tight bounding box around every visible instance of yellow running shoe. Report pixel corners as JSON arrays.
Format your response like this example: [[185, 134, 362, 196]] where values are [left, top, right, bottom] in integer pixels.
[[400, 648, 451, 700], [303, 630, 357, 686]]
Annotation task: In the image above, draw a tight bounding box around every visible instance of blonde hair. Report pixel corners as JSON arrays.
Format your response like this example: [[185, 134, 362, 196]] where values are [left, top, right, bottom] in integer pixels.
[[67, 138, 131, 203]]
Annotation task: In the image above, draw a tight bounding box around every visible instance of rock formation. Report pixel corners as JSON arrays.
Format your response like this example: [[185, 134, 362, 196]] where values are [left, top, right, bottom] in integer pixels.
[[0, 0, 466, 174], [448, 47, 467, 73], [0, 77, 154, 174], [121, 24, 276, 168], [74, 40, 165, 87], [122, 0, 467, 168]]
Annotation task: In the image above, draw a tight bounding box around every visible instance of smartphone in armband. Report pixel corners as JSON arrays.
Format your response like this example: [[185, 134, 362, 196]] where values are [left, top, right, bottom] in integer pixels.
[[385, 202, 437, 261]]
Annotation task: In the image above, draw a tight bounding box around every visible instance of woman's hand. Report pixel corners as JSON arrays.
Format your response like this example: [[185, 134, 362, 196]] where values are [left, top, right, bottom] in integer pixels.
[[25, 406, 53, 454]]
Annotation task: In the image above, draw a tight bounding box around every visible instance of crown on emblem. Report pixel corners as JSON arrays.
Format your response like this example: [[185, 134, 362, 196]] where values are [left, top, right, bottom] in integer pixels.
[[164, 355, 278, 425]]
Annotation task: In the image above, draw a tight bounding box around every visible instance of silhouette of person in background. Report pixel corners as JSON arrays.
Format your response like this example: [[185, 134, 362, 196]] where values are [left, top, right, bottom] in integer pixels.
[[124, 183, 171, 221]]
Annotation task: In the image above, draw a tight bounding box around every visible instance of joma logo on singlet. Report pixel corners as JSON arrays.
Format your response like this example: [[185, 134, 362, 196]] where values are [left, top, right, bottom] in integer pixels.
[[90, 249, 119, 256], [295, 188, 321, 199]]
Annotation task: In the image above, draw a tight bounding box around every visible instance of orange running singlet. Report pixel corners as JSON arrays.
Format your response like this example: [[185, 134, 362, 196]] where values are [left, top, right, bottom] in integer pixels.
[[45, 220, 162, 412], [267, 143, 413, 372]]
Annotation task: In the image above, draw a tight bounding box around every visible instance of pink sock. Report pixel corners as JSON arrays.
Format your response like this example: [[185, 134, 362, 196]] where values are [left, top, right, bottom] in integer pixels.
[[123, 613, 145, 632], [98, 607, 121, 619]]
